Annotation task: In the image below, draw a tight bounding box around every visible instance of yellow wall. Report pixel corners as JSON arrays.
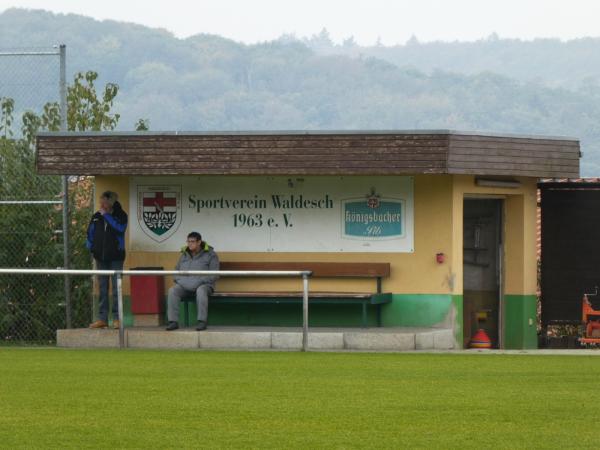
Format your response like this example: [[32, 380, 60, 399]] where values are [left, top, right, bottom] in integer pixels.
[[451, 175, 538, 296], [94, 174, 537, 297]]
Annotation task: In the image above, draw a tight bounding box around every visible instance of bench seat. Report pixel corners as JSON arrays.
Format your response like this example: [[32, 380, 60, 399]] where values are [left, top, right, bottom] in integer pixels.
[[180, 261, 392, 328]]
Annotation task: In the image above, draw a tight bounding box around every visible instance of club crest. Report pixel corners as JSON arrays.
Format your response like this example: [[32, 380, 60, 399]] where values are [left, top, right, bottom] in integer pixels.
[[366, 187, 380, 209], [137, 185, 182, 242]]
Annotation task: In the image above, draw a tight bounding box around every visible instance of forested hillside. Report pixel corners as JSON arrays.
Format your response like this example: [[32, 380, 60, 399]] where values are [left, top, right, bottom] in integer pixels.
[[304, 29, 600, 89]]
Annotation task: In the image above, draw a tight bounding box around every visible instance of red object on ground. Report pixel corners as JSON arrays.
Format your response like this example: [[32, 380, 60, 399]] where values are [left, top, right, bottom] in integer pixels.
[[580, 294, 600, 344], [470, 329, 492, 349], [130, 267, 165, 314]]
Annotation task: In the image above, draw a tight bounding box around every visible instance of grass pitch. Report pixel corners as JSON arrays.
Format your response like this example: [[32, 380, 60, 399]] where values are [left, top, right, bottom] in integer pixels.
[[0, 348, 598, 449]]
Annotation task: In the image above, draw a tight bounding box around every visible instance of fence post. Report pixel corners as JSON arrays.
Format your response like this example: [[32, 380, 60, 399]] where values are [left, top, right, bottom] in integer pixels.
[[302, 273, 309, 351], [59, 44, 72, 329], [117, 272, 125, 349], [59, 44, 67, 130]]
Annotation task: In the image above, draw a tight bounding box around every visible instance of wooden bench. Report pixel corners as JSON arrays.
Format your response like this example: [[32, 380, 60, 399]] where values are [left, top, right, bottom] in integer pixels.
[[180, 262, 392, 328]]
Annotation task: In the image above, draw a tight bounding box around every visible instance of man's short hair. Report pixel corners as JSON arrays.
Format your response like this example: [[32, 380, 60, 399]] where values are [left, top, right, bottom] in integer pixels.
[[100, 191, 118, 206], [187, 231, 202, 241]]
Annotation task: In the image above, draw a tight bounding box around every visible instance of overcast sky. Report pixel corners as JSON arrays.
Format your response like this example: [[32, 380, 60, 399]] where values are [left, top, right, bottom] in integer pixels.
[[1, 0, 600, 45]]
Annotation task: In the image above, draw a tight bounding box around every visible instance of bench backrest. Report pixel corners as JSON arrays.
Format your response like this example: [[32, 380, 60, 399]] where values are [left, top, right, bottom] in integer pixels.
[[219, 262, 390, 278]]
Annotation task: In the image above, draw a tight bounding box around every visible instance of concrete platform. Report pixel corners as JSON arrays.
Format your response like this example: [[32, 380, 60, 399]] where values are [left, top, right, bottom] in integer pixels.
[[57, 326, 456, 351]]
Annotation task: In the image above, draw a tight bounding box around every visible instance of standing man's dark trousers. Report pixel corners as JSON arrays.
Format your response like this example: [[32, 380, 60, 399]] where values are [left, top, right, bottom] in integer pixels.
[[167, 284, 213, 324], [96, 259, 124, 322]]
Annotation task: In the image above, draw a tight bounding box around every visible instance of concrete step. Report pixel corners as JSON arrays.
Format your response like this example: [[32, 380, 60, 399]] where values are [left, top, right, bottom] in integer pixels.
[[57, 326, 456, 351]]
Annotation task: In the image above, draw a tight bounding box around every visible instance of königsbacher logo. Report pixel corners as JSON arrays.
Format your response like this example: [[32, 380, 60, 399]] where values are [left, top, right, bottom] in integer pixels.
[[342, 188, 404, 240]]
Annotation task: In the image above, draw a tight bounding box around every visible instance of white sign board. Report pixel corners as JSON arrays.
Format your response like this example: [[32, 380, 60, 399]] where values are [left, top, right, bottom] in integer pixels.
[[129, 176, 414, 253]]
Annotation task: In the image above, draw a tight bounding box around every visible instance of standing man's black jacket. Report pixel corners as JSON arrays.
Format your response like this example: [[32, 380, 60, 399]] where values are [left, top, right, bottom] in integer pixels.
[[86, 201, 128, 262]]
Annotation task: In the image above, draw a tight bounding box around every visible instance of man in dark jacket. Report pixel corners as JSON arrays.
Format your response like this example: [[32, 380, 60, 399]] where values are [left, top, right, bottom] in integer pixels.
[[86, 191, 128, 329], [166, 231, 219, 331]]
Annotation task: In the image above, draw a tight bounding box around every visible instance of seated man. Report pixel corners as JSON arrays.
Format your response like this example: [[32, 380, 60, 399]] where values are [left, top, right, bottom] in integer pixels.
[[166, 232, 220, 331]]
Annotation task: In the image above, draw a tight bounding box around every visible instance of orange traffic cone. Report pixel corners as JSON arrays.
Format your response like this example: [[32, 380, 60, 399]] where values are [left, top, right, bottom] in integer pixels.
[[470, 329, 492, 349]]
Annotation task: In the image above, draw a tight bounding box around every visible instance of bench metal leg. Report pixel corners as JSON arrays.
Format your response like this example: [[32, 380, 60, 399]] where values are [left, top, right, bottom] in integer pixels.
[[361, 302, 368, 328]]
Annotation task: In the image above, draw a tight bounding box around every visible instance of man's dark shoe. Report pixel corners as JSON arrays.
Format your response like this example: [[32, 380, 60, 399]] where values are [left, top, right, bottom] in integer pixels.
[[166, 321, 179, 331], [196, 321, 207, 331]]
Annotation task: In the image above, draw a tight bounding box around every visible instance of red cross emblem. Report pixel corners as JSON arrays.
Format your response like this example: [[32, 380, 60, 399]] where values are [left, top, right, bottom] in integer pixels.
[[143, 192, 177, 213]]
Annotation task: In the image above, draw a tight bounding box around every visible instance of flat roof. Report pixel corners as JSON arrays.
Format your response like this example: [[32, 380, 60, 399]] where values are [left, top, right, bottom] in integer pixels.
[[38, 129, 580, 141], [36, 130, 580, 178]]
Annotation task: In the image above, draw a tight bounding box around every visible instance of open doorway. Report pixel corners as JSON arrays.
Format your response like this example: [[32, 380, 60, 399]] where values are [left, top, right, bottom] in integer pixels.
[[463, 198, 504, 348]]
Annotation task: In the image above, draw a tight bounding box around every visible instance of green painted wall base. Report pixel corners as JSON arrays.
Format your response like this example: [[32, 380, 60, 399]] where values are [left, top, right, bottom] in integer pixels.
[[381, 294, 455, 327], [180, 302, 380, 327], [503, 295, 538, 349], [166, 294, 459, 329], [96, 293, 463, 347], [97, 296, 381, 328], [97, 294, 458, 330]]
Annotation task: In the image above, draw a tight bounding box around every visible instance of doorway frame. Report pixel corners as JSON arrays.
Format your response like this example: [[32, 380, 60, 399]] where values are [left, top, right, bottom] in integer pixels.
[[463, 194, 506, 349]]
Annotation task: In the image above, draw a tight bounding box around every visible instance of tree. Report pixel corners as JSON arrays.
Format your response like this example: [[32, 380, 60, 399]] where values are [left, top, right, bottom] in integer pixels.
[[0, 97, 14, 139], [0, 70, 129, 342], [135, 118, 149, 131], [0, 98, 64, 342], [67, 71, 120, 131]]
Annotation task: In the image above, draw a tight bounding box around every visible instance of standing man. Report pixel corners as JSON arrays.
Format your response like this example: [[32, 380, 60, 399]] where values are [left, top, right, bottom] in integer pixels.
[[166, 232, 219, 331], [86, 191, 128, 329]]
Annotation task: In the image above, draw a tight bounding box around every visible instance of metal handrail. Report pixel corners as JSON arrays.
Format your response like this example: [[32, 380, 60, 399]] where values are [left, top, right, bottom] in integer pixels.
[[0, 268, 312, 351]]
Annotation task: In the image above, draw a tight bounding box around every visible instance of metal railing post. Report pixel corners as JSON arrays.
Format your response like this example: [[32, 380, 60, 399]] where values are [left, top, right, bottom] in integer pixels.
[[116, 272, 125, 349], [302, 273, 309, 352]]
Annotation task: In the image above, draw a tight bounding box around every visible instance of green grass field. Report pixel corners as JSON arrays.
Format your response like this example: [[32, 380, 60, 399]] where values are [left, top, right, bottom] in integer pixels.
[[1, 348, 599, 449]]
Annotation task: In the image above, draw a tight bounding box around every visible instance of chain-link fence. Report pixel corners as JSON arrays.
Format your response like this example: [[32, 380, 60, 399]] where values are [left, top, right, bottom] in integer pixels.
[[0, 46, 94, 344]]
